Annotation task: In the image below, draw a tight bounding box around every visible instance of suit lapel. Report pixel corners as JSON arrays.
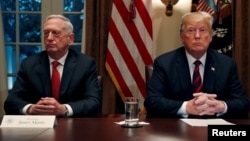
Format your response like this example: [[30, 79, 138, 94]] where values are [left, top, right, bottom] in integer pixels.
[[36, 53, 51, 97], [60, 50, 77, 96], [203, 50, 216, 93], [175, 49, 193, 98]]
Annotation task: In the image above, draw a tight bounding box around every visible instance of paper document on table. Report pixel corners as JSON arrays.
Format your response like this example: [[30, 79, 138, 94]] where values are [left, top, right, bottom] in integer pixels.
[[114, 121, 150, 125], [180, 118, 235, 126]]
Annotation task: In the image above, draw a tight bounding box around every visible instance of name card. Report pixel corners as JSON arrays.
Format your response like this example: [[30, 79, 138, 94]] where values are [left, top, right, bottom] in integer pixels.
[[0, 115, 56, 128]]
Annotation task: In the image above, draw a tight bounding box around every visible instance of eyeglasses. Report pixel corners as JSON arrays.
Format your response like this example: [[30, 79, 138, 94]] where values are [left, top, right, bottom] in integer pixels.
[[184, 27, 210, 35]]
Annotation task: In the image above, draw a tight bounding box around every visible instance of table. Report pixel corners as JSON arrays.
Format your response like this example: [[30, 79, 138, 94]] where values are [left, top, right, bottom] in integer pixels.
[[1, 115, 250, 141]]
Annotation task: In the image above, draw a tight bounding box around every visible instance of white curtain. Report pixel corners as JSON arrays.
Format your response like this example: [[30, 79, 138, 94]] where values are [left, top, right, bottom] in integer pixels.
[[0, 6, 8, 116]]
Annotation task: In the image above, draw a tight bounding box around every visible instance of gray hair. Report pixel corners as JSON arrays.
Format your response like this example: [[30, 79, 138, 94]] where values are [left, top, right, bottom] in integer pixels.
[[180, 11, 213, 32], [45, 15, 74, 33]]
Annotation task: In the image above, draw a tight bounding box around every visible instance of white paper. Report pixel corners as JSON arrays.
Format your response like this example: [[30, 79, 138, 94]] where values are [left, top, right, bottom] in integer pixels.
[[114, 120, 150, 125], [0, 115, 56, 128], [180, 118, 235, 127]]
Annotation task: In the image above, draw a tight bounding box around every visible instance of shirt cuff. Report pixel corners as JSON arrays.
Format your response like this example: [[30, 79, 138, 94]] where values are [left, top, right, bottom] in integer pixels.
[[22, 104, 33, 115], [216, 101, 228, 117], [177, 101, 189, 118], [64, 104, 73, 117]]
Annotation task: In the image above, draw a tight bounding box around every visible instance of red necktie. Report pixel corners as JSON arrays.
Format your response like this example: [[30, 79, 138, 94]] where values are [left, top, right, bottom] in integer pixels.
[[52, 61, 60, 100], [192, 60, 202, 93]]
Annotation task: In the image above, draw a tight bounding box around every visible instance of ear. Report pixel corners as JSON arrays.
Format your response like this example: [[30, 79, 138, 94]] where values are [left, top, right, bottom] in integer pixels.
[[180, 33, 184, 44], [209, 33, 213, 43], [68, 33, 75, 45]]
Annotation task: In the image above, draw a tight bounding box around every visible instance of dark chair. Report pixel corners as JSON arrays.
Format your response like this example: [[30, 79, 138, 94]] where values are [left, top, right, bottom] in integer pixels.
[[97, 76, 103, 116], [98, 76, 102, 88], [145, 65, 153, 87]]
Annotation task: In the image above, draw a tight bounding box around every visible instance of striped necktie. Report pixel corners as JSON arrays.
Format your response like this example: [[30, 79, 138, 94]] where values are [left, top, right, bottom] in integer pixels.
[[192, 60, 202, 93]]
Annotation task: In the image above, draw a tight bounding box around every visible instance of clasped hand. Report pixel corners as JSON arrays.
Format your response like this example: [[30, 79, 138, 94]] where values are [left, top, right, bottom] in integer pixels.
[[186, 92, 225, 116], [27, 97, 67, 116]]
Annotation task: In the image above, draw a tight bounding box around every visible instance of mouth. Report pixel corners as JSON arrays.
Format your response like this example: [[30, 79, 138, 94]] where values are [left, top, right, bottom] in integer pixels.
[[46, 44, 56, 48], [193, 43, 204, 47], [193, 42, 203, 46]]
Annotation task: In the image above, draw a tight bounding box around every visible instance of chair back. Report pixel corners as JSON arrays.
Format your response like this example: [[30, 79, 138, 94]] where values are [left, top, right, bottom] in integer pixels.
[[145, 65, 153, 87], [98, 76, 102, 88]]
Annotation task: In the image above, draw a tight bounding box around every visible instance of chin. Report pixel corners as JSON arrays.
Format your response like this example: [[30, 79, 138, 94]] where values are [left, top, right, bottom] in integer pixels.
[[46, 48, 58, 52], [193, 46, 205, 50]]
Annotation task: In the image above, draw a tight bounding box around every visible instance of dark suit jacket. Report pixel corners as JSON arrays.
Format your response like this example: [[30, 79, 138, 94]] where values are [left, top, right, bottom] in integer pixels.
[[4, 49, 102, 117], [144, 47, 249, 119]]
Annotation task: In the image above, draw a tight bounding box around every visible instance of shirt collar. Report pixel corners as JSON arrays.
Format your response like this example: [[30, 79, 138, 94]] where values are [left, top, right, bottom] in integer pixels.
[[185, 50, 206, 67], [49, 51, 68, 65]]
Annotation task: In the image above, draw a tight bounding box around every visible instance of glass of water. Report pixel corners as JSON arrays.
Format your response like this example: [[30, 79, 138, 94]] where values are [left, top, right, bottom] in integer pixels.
[[124, 97, 139, 127]]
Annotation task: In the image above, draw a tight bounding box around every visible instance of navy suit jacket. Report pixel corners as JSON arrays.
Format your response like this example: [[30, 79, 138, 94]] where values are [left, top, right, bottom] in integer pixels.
[[144, 47, 249, 118], [4, 49, 102, 117]]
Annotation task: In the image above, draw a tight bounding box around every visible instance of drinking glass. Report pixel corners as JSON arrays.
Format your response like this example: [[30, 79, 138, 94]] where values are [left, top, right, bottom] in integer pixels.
[[124, 97, 139, 126]]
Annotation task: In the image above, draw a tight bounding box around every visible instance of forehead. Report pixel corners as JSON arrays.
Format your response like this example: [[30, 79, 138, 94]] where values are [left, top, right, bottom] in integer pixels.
[[183, 18, 210, 29], [185, 20, 210, 28], [43, 18, 65, 30]]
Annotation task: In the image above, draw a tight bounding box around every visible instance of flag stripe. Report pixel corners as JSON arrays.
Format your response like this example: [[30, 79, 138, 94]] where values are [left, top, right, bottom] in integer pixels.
[[109, 19, 146, 97], [105, 50, 133, 98], [114, 0, 153, 65], [106, 0, 153, 109], [135, 0, 152, 38], [197, 0, 214, 14], [108, 3, 143, 99]]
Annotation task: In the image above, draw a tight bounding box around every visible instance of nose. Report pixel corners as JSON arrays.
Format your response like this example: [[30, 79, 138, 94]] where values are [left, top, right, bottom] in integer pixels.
[[46, 32, 54, 40], [194, 30, 201, 39]]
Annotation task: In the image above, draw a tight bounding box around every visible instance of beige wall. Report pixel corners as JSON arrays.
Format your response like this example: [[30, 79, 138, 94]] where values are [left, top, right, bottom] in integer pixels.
[[0, 7, 8, 116], [152, 0, 192, 59]]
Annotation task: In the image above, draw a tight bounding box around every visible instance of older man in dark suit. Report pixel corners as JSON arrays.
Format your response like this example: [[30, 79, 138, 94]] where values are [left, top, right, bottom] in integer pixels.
[[4, 15, 101, 117], [144, 11, 249, 119]]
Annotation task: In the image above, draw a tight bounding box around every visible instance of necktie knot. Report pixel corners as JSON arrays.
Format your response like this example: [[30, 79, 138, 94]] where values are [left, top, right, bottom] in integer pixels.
[[52, 61, 60, 68], [194, 60, 201, 66]]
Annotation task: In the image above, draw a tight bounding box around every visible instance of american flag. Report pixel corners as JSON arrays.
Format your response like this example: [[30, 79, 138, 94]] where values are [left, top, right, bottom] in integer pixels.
[[105, 0, 153, 112], [196, 0, 215, 15]]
